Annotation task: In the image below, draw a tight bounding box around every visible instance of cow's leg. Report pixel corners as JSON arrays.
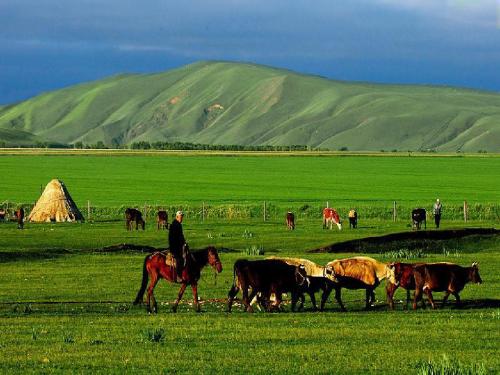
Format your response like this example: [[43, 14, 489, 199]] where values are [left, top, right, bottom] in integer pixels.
[[405, 289, 411, 310], [320, 285, 333, 311], [241, 283, 253, 313], [172, 283, 187, 313], [452, 292, 461, 307], [386, 283, 397, 310], [227, 285, 240, 312], [423, 287, 436, 309], [413, 287, 423, 310], [309, 292, 318, 311], [441, 291, 451, 308], [334, 287, 347, 312]]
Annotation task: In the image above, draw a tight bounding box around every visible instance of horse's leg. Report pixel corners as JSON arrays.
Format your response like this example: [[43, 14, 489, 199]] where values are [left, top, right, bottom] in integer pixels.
[[172, 283, 188, 313], [146, 273, 159, 313], [413, 287, 422, 310], [191, 282, 200, 312], [452, 292, 461, 308]]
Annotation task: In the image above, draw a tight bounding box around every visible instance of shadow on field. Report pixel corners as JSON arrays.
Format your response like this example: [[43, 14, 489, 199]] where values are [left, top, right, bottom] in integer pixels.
[[309, 228, 499, 253], [0, 249, 71, 263]]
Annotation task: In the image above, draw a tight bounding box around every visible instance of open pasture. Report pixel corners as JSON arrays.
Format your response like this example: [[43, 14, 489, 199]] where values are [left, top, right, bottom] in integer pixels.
[[0, 152, 499, 373]]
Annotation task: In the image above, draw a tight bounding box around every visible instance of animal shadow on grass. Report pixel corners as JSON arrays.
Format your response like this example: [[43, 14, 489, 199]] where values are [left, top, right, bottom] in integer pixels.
[[449, 299, 500, 310], [0, 249, 70, 263]]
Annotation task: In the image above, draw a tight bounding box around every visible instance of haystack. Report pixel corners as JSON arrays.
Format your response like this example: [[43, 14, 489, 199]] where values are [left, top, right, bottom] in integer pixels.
[[28, 179, 84, 222]]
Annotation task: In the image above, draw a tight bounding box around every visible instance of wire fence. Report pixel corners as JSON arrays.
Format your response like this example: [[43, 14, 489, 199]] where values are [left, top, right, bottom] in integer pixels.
[[1, 200, 499, 223]]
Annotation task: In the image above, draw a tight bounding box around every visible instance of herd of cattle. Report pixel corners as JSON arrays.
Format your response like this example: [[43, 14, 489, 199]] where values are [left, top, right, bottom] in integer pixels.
[[124, 206, 427, 232], [227, 256, 482, 312]]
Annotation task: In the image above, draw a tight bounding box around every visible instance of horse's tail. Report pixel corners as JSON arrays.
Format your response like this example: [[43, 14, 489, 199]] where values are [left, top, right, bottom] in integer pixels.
[[133, 255, 149, 305]]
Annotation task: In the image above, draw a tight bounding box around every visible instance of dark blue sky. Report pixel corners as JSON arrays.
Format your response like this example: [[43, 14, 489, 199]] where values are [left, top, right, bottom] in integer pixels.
[[1, 0, 499, 104]]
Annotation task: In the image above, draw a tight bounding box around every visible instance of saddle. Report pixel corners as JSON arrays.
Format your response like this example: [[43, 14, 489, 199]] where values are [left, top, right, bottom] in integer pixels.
[[160, 246, 194, 283]]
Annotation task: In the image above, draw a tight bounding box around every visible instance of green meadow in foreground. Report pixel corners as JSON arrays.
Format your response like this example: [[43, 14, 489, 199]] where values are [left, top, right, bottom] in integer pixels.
[[0, 153, 498, 373], [0, 218, 498, 374]]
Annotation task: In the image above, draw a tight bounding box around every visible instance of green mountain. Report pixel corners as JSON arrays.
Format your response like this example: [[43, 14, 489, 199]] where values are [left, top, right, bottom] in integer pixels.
[[1, 61, 499, 151]]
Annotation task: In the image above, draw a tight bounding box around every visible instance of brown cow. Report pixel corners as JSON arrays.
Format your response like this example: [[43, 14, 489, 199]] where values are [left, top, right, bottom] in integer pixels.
[[227, 259, 310, 313], [324, 256, 396, 311], [286, 212, 295, 230], [386, 262, 422, 309], [125, 208, 145, 230], [413, 262, 482, 310], [323, 208, 342, 230], [157, 210, 169, 230], [15, 207, 25, 229]]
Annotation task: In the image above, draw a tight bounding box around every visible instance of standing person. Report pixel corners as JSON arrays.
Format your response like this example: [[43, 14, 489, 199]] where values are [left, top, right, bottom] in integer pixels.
[[348, 209, 357, 229], [16, 207, 24, 229], [169, 210, 187, 280], [433, 199, 442, 228]]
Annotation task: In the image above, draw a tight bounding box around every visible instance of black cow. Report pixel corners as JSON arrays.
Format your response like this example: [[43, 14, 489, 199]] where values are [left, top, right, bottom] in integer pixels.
[[227, 259, 310, 312], [411, 208, 426, 230], [412, 262, 482, 310], [125, 208, 145, 230]]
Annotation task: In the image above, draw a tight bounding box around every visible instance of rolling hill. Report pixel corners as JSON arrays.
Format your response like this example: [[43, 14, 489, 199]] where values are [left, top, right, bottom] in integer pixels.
[[1, 61, 499, 151]]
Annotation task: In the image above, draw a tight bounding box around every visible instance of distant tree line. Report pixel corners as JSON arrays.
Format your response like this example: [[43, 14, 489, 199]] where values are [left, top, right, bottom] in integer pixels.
[[129, 141, 311, 151]]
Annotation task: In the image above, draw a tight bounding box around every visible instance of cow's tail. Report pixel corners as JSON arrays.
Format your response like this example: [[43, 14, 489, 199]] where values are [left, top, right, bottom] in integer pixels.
[[133, 255, 149, 305]]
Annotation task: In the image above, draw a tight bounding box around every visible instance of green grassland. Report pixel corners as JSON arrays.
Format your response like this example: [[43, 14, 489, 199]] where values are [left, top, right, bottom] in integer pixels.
[[0, 153, 499, 373], [1, 61, 500, 152]]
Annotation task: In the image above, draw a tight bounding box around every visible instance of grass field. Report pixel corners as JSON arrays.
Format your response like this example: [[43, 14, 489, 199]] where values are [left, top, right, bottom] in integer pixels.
[[0, 152, 499, 374]]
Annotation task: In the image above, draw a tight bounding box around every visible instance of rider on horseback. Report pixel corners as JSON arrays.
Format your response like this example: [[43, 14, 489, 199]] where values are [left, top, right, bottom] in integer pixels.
[[169, 210, 188, 280]]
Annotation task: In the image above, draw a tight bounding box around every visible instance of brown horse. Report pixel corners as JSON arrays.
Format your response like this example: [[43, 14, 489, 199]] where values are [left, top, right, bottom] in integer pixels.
[[133, 246, 222, 313]]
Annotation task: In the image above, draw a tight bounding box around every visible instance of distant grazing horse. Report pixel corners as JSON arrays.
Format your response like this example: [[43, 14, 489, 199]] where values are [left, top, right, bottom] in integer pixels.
[[286, 212, 295, 230], [348, 209, 357, 229], [15, 207, 24, 229], [323, 208, 342, 230], [411, 208, 426, 230], [125, 208, 145, 230], [133, 246, 222, 313], [324, 256, 396, 311], [157, 210, 169, 230]]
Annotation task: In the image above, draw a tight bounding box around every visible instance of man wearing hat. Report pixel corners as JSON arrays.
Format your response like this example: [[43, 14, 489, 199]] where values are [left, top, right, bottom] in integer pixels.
[[433, 198, 442, 228], [169, 210, 187, 280]]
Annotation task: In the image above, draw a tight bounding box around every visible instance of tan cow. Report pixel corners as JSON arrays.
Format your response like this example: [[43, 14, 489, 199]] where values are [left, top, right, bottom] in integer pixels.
[[324, 256, 396, 311]]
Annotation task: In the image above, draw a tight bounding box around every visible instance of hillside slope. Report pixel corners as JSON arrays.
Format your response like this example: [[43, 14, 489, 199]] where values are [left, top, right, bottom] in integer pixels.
[[1, 61, 499, 151]]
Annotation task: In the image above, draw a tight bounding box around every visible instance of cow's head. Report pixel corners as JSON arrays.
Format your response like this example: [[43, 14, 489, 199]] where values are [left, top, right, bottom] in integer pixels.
[[324, 265, 338, 283], [470, 262, 482, 284], [386, 263, 398, 285], [295, 265, 310, 288]]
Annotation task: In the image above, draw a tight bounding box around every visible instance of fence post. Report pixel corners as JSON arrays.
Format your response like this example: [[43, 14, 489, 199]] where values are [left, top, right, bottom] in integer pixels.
[[326, 201, 329, 208], [393, 201, 397, 222], [263, 201, 266, 222], [464, 201, 468, 222]]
